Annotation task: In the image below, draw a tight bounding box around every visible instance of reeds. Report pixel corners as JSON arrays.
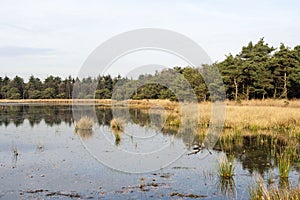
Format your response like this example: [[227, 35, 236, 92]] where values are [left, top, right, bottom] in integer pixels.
[[250, 177, 300, 200], [217, 155, 235, 179], [141, 100, 300, 141], [114, 132, 121, 146], [74, 116, 93, 131], [110, 118, 125, 145], [75, 129, 93, 139], [278, 152, 291, 178], [110, 118, 124, 132]]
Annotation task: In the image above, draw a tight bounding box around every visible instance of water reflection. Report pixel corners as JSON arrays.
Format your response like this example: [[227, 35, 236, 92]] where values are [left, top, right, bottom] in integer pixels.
[[279, 177, 290, 191], [217, 177, 235, 198], [0, 104, 298, 176], [0, 105, 73, 127], [75, 129, 93, 140], [11, 145, 18, 168]]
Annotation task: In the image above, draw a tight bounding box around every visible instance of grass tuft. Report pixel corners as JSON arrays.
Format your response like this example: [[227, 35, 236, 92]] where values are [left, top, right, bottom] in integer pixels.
[[217, 155, 235, 179], [114, 132, 121, 146], [278, 151, 291, 178], [250, 177, 300, 200], [75, 116, 93, 131], [110, 118, 124, 132]]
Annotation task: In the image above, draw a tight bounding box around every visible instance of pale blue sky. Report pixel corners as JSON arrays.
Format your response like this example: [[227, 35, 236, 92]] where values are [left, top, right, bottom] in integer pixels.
[[0, 0, 299, 80]]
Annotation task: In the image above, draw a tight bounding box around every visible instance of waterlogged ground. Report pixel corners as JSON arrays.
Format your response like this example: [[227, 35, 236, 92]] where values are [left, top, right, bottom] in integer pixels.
[[0, 104, 299, 199]]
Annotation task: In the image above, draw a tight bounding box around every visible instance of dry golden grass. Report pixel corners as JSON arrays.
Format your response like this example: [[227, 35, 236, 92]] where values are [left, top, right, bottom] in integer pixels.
[[74, 116, 94, 131], [250, 177, 300, 200], [2, 98, 300, 137], [110, 118, 125, 132], [228, 99, 300, 108], [224, 106, 300, 130], [117, 99, 177, 109], [136, 99, 300, 139], [0, 99, 178, 108]]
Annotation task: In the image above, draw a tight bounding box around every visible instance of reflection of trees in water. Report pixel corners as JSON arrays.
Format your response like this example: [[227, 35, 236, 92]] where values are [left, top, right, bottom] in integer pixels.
[[217, 135, 285, 177], [75, 129, 93, 140], [0, 105, 73, 127], [1, 105, 297, 177], [95, 107, 113, 126]]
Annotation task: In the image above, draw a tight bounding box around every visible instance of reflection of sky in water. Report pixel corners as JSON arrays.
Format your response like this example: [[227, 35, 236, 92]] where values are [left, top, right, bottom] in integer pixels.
[[83, 124, 187, 173], [0, 105, 299, 199], [104, 124, 175, 152]]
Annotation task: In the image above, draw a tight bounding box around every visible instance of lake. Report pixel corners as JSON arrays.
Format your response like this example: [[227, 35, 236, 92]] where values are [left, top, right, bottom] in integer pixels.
[[0, 104, 299, 199]]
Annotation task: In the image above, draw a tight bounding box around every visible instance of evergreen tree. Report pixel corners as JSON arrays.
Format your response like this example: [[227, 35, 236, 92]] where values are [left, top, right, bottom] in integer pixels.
[[271, 44, 298, 98]]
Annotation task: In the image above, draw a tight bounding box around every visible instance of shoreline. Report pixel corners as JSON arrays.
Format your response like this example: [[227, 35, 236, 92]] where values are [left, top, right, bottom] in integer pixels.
[[0, 98, 300, 108], [0, 99, 178, 109]]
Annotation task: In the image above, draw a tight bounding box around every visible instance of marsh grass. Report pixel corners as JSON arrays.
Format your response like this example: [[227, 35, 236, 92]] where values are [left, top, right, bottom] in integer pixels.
[[250, 177, 300, 200], [110, 118, 125, 132], [75, 116, 93, 131], [114, 132, 121, 146], [278, 151, 291, 178], [217, 177, 236, 197], [133, 100, 300, 142], [110, 118, 124, 145], [75, 129, 93, 139], [139, 100, 300, 143], [218, 155, 235, 179]]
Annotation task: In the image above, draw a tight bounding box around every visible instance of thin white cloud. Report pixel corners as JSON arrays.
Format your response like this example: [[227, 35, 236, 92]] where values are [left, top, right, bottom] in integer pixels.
[[0, 46, 55, 57]]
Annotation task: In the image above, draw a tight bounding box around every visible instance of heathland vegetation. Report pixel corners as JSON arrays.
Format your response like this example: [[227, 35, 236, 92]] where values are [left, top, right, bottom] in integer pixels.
[[1, 38, 300, 101]]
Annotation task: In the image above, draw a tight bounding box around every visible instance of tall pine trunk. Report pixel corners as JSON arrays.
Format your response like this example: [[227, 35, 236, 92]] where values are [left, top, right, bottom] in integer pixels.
[[234, 78, 238, 101], [273, 86, 277, 98], [246, 86, 249, 100], [283, 71, 287, 99]]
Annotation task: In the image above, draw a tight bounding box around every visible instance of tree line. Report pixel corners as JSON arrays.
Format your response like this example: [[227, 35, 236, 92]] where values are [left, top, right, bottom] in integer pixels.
[[217, 38, 300, 100], [1, 38, 299, 101]]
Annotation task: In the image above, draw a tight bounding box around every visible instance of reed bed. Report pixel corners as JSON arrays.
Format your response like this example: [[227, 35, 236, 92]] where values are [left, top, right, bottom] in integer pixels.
[[250, 177, 300, 200], [2, 98, 300, 139], [229, 99, 300, 108], [160, 100, 300, 140], [134, 100, 300, 145]]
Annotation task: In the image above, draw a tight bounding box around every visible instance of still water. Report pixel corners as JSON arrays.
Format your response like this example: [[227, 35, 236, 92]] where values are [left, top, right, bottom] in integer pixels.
[[0, 104, 299, 199]]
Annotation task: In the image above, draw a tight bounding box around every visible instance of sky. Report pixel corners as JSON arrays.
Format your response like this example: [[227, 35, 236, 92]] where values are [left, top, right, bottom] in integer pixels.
[[0, 0, 299, 80]]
